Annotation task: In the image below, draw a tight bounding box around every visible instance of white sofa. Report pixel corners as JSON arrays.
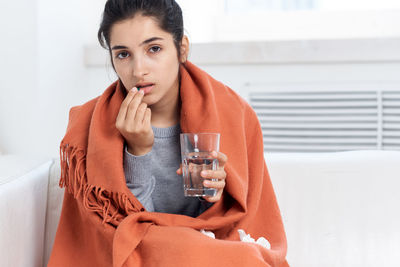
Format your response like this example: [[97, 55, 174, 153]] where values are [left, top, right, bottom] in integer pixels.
[[1, 151, 399, 267]]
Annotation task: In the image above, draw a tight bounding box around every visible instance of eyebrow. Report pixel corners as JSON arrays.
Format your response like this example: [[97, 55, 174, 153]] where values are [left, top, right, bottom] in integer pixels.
[[111, 37, 164, 50]]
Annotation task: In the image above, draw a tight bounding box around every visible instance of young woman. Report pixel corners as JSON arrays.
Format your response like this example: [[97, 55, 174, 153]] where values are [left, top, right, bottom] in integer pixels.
[[49, 1, 288, 266]]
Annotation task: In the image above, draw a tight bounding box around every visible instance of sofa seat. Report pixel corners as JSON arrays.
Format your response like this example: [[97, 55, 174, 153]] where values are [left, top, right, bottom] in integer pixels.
[[1, 150, 400, 267], [267, 150, 400, 267]]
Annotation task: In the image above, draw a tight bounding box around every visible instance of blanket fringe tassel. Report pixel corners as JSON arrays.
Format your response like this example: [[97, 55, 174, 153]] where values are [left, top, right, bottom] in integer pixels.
[[59, 142, 140, 225]]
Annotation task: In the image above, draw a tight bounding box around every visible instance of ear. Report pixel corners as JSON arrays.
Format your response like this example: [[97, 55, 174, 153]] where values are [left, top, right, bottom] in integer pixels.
[[179, 35, 189, 63]]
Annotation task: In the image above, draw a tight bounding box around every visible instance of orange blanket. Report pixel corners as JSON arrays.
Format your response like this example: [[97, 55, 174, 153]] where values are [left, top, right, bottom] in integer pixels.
[[48, 61, 288, 267]]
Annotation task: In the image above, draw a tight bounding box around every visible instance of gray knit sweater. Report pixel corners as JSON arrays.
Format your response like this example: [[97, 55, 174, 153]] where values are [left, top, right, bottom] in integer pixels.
[[123, 124, 210, 217]]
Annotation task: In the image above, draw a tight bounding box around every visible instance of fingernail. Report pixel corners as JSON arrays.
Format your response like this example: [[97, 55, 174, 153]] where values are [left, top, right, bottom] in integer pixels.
[[203, 180, 210, 186], [212, 151, 217, 157], [139, 89, 145, 95], [201, 170, 208, 176]]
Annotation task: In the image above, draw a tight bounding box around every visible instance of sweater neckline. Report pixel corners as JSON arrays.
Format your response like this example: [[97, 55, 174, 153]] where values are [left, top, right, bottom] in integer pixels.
[[152, 123, 181, 138]]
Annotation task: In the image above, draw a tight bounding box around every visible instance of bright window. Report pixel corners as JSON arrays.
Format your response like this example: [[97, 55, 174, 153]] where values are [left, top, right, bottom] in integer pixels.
[[178, 0, 400, 42], [225, 0, 400, 13], [226, 0, 315, 12]]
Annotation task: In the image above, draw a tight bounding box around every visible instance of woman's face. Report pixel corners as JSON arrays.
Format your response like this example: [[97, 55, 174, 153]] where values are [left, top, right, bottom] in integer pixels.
[[109, 15, 188, 107]]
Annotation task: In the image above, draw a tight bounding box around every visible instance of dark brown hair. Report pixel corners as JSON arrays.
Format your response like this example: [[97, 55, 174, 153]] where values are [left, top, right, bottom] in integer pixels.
[[98, 0, 184, 55]]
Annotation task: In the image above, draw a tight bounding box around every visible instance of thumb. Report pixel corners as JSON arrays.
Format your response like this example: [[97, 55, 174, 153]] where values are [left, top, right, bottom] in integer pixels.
[[176, 164, 183, 175]]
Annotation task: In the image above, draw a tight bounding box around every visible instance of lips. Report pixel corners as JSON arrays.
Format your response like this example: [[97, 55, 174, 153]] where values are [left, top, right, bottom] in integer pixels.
[[136, 83, 154, 89], [136, 83, 154, 95]]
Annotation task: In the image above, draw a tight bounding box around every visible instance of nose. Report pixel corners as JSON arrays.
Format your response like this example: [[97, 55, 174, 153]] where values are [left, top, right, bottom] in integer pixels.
[[132, 55, 148, 79]]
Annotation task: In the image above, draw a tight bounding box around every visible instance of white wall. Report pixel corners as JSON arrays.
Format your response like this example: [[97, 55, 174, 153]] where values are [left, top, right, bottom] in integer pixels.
[[0, 0, 224, 157], [33, 0, 114, 158], [0, 0, 399, 158], [0, 0, 38, 155], [0, 0, 115, 157], [0, 0, 161, 158]]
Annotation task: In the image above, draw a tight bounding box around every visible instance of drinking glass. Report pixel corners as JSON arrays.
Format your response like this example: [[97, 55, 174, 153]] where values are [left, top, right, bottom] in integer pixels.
[[180, 133, 220, 197]]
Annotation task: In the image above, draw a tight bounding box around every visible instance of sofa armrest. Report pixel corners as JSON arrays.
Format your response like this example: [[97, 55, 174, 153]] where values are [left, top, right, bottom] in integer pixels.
[[0, 155, 53, 267], [43, 158, 64, 266]]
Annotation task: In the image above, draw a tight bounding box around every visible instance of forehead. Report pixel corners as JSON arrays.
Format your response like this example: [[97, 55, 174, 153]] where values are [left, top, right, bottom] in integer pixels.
[[110, 15, 172, 46]]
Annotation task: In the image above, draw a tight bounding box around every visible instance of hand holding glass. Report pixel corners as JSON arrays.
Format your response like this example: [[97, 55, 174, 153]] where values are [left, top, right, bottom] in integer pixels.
[[180, 133, 220, 197]]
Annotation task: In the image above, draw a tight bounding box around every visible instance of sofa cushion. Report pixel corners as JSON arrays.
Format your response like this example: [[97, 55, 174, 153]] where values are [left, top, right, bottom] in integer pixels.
[[266, 150, 400, 267]]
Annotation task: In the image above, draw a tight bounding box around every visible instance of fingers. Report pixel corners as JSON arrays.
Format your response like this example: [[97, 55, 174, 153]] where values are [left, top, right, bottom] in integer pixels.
[[116, 87, 149, 134], [203, 189, 223, 203], [203, 179, 225, 189], [116, 88, 138, 129], [200, 165, 227, 203], [201, 169, 225, 180], [176, 163, 226, 203], [143, 107, 151, 127], [202, 169, 225, 189], [134, 102, 148, 127], [125, 90, 145, 124], [210, 151, 228, 168], [176, 164, 182, 175], [176, 153, 228, 177]]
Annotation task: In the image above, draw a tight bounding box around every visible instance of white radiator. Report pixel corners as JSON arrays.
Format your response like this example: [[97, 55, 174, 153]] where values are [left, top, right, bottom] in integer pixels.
[[247, 87, 400, 152]]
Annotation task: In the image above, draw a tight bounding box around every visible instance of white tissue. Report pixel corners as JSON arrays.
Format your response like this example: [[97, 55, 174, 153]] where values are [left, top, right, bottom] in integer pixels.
[[199, 229, 271, 250], [200, 229, 216, 239], [256, 237, 271, 249], [238, 229, 271, 250], [238, 229, 255, 243]]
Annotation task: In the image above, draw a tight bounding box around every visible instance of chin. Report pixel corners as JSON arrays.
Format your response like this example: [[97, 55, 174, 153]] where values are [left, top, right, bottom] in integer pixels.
[[142, 96, 156, 106]]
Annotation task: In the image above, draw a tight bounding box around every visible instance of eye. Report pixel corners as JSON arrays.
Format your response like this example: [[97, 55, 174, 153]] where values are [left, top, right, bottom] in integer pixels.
[[116, 51, 129, 59], [149, 46, 161, 53]]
